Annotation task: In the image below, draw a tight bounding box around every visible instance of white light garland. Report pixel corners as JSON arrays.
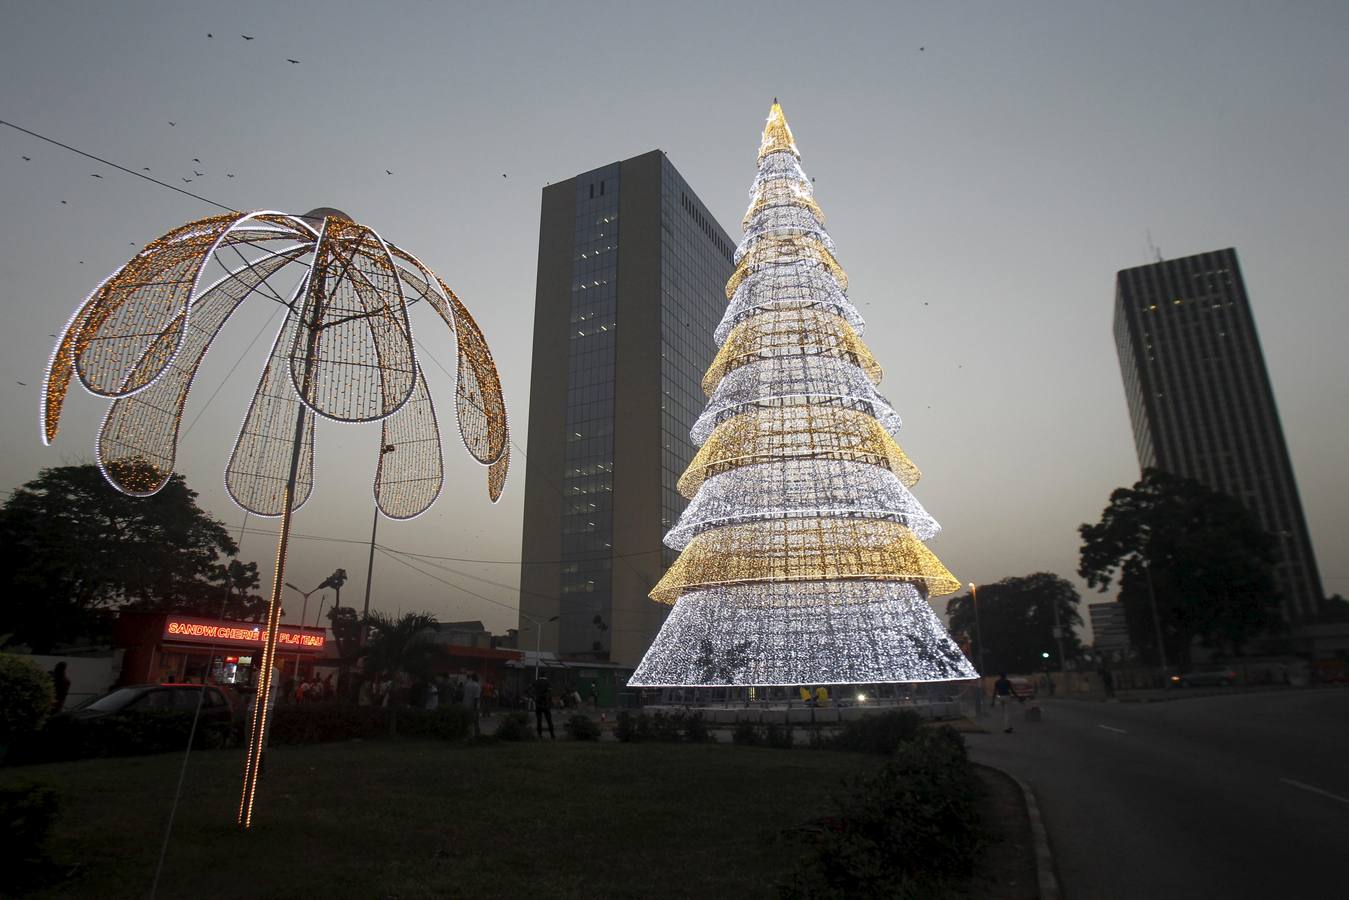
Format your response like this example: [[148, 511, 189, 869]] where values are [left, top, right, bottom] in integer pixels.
[[629, 582, 977, 686], [692, 355, 901, 445], [716, 262, 865, 342], [665, 459, 939, 549], [736, 205, 834, 262]]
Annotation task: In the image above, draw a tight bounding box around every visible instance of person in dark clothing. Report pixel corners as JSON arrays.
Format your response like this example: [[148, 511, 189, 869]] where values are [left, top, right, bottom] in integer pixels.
[[533, 676, 555, 739], [51, 661, 71, 712], [992, 673, 1017, 733]]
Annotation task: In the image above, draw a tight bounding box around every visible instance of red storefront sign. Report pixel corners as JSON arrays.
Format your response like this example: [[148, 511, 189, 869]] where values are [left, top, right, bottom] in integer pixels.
[[162, 616, 326, 652]]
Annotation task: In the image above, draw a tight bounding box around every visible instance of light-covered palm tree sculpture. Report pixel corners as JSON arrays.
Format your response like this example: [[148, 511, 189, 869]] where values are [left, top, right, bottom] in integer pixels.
[[41, 208, 509, 828]]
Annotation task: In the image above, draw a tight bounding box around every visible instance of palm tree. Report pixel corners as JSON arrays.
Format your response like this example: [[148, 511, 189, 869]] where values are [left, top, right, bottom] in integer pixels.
[[362, 611, 444, 712]]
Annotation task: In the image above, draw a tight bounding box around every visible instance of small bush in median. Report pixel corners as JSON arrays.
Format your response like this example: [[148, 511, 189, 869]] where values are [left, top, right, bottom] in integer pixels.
[[731, 720, 760, 746], [778, 725, 982, 899], [493, 711, 535, 741], [564, 713, 602, 741], [764, 722, 794, 749], [823, 709, 923, 755]]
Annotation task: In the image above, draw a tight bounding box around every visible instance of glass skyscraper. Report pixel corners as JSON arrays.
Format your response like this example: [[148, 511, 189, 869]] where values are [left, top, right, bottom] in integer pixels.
[[1114, 248, 1322, 621], [520, 151, 734, 665]]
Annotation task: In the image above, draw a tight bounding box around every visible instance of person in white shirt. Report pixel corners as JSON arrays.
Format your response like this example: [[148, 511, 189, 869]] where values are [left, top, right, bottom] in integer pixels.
[[462, 673, 482, 737]]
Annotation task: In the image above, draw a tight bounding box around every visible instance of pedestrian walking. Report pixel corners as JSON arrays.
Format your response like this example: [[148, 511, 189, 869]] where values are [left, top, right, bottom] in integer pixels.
[[589, 684, 598, 709], [532, 676, 555, 739], [992, 673, 1017, 733], [462, 673, 482, 737], [50, 661, 71, 713]]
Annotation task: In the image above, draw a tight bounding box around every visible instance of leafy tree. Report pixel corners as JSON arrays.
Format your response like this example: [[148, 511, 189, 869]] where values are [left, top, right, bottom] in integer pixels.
[[1078, 469, 1281, 665], [0, 464, 258, 651], [946, 573, 1084, 674]]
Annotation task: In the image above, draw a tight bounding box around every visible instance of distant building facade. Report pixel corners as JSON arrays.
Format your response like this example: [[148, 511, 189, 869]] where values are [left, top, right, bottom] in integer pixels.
[[1113, 248, 1322, 621], [519, 151, 735, 666], [1088, 602, 1132, 658]]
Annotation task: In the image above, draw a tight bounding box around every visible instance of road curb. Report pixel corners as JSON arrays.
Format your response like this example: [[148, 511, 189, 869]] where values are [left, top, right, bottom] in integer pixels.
[[982, 762, 1061, 900]]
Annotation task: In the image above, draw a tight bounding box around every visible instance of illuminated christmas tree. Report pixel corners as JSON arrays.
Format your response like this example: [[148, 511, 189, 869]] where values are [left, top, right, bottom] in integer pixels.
[[629, 102, 976, 687]]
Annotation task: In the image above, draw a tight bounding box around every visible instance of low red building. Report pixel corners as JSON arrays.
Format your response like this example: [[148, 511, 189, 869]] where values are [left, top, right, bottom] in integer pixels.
[[112, 610, 328, 688]]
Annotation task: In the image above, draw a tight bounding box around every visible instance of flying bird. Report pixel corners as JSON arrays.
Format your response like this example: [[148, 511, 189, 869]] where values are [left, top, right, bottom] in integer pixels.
[[385, 169, 393, 175], [241, 34, 254, 40], [90, 173, 103, 178], [142, 167, 151, 172], [502, 173, 507, 178], [21, 155, 30, 161], [193, 170, 204, 176], [17, 381, 27, 386], [919, 46, 925, 51], [60, 200, 67, 204], [287, 59, 300, 64], [182, 178, 193, 183], [193, 158, 200, 163], [226, 173, 235, 178], [168, 121, 176, 126]]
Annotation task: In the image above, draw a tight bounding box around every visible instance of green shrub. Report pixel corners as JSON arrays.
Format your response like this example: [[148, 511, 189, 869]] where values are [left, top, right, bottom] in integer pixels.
[[778, 725, 982, 899], [493, 711, 535, 741], [824, 709, 923, 755], [564, 713, 602, 741], [650, 711, 684, 741], [1, 781, 60, 867], [731, 720, 760, 746], [764, 722, 794, 750], [0, 656, 54, 744], [683, 711, 713, 743], [267, 704, 390, 745], [615, 711, 639, 742]]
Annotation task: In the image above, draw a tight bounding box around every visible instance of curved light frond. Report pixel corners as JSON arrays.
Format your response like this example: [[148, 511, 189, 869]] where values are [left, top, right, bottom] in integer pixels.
[[375, 370, 444, 520], [99, 249, 309, 496], [226, 311, 315, 516], [433, 276, 508, 468], [488, 441, 509, 503], [73, 212, 250, 397], [290, 217, 416, 423], [42, 277, 112, 444]]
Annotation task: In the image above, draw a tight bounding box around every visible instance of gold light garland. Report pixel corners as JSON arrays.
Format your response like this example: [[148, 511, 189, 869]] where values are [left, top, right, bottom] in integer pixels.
[[702, 307, 881, 396], [678, 406, 919, 497], [725, 233, 847, 299], [649, 517, 961, 604]]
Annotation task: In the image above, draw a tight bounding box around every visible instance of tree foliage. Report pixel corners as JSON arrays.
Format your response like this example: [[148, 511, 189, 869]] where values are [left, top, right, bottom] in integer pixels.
[[1078, 468, 1281, 664], [946, 572, 1084, 674], [0, 464, 261, 651], [362, 611, 444, 682]]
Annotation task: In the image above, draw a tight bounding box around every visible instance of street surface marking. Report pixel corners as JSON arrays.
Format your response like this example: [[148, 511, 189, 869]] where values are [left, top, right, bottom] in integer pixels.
[[1280, 778, 1349, 807], [1097, 725, 1127, 734]]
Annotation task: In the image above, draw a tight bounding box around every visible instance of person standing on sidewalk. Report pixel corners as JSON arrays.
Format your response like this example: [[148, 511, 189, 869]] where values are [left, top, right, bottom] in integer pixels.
[[992, 673, 1016, 733], [462, 672, 482, 738], [532, 676, 555, 740]]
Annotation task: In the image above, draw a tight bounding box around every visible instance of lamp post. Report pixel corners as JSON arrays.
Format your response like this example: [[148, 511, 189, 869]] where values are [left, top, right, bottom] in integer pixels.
[[1142, 562, 1171, 688], [520, 612, 559, 681], [284, 580, 322, 685], [360, 443, 398, 648]]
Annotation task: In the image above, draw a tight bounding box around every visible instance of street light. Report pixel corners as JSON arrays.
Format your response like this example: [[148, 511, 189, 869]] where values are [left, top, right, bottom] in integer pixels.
[[520, 612, 560, 681], [285, 579, 328, 683]]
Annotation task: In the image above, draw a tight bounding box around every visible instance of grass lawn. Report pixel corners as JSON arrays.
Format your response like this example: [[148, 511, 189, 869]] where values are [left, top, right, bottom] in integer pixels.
[[5, 738, 885, 899]]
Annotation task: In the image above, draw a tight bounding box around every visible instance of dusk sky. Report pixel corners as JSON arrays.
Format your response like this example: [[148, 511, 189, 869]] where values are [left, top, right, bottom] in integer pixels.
[[2, 1, 1346, 637]]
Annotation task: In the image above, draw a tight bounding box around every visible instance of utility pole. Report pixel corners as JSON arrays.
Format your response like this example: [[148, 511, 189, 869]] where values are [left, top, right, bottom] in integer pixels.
[[1143, 562, 1171, 687]]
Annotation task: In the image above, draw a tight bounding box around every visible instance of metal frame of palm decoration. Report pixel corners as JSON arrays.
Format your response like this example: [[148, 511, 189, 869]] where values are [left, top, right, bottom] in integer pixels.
[[41, 208, 509, 828]]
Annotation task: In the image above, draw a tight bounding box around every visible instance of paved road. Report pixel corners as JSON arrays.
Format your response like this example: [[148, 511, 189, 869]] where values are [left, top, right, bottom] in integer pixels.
[[965, 689, 1349, 900]]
